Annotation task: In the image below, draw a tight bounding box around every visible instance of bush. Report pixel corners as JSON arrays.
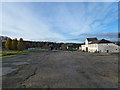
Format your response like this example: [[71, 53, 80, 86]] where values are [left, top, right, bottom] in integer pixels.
[[17, 38, 25, 51], [11, 38, 18, 50], [5, 38, 12, 50]]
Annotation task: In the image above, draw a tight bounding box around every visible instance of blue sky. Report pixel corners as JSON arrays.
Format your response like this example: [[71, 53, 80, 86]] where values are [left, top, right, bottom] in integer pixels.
[[1, 2, 118, 43]]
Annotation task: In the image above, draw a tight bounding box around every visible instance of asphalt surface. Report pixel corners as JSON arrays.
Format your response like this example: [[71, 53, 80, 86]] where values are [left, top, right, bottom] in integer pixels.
[[2, 50, 118, 88]]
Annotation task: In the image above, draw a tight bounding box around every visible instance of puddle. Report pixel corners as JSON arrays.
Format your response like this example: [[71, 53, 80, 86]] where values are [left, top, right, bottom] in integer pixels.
[[2, 67, 18, 76], [12, 62, 29, 65]]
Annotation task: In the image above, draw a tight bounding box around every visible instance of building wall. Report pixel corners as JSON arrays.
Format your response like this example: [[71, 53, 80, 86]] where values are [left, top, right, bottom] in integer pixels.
[[81, 43, 120, 53], [85, 39, 88, 45], [88, 44, 98, 52], [81, 44, 98, 52], [98, 43, 120, 53], [81, 45, 87, 51]]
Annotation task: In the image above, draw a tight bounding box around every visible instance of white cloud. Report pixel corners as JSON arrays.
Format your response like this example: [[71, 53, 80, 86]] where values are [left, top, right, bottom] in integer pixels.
[[1, 0, 119, 2], [1, 2, 118, 42], [2, 3, 66, 41]]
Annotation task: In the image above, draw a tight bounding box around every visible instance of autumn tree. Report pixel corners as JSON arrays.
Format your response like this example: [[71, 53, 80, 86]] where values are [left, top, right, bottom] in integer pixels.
[[5, 38, 12, 50], [11, 38, 18, 50], [17, 38, 24, 51]]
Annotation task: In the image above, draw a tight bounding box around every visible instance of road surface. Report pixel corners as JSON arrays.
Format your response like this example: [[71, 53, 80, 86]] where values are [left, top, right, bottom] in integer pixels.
[[2, 50, 118, 88]]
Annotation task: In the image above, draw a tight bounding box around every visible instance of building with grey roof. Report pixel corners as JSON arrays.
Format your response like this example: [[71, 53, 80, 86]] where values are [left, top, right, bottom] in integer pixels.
[[81, 38, 120, 53]]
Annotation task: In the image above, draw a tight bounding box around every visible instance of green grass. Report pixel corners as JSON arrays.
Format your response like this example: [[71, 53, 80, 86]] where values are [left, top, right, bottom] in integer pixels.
[[0, 55, 17, 59], [111, 52, 120, 54], [0, 49, 47, 59]]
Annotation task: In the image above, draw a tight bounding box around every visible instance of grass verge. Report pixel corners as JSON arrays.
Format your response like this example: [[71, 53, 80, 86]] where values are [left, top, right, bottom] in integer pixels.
[[0, 49, 47, 59]]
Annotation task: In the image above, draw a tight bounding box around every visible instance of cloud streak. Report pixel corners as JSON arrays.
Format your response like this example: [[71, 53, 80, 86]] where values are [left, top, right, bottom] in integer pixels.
[[79, 32, 119, 41], [1, 2, 118, 43], [2, 2, 66, 42]]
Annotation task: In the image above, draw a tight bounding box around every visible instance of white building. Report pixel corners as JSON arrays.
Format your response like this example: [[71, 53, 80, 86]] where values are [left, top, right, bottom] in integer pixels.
[[81, 38, 120, 53]]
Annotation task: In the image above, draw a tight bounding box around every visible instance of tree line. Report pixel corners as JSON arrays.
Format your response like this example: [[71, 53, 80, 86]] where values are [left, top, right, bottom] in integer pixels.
[[3, 37, 82, 51], [5, 38, 25, 51]]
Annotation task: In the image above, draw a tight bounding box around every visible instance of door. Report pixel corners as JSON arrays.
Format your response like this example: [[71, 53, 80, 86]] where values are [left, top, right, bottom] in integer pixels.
[[107, 50, 109, 53], [86, 47, 88, 52]]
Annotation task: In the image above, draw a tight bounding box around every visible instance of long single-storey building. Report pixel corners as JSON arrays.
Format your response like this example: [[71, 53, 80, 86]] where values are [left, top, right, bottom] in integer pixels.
[[81, 38, 120, 53]]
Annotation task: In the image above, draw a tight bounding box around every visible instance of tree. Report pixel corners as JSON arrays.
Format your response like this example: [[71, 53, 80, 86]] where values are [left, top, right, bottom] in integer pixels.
[[5, 38, 12, 50], [17, 38, 24, 51], [11, 38, 18, 50]]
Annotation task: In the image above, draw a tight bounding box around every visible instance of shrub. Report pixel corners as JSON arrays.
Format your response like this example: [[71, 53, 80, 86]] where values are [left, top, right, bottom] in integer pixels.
[[17, 38, 25, 51], [5, 38, 12, 50], [11, 38, 18, 50]]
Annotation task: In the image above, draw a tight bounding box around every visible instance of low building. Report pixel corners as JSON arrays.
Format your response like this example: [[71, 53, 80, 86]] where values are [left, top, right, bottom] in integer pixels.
[[81, 38, 120, 53]]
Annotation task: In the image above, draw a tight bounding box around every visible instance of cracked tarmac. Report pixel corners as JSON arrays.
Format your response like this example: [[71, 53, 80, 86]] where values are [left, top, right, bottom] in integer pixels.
[[2, 50, 118, 88]]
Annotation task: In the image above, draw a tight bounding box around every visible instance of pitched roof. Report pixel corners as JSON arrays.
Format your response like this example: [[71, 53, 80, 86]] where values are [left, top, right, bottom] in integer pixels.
[[91, 39, 112, 44], [86, 38, 113, 44], [97, 39, 112, 43], [86, 38, 98, 42]]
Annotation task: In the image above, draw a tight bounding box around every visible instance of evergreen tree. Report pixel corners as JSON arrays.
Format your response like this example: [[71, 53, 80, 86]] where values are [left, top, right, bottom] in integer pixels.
[[5, 38, 12, 50], [11, 38, 18, 50], [17, 38, 24, 51]]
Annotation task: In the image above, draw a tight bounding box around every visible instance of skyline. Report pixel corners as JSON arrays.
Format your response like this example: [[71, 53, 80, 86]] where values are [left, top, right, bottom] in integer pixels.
[[1, 2, 118, 43]]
